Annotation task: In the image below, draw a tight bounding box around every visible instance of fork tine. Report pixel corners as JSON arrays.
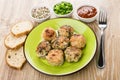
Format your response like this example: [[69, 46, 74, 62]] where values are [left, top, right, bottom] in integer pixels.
[[103, 9, 106, 22], [99, 8, 107, 24], [101, 10, 104, 22], [102, 9, 105, 23], [104, 10, 107, 23], [99, 9, 103, 23], [99, 10, 102, 22]]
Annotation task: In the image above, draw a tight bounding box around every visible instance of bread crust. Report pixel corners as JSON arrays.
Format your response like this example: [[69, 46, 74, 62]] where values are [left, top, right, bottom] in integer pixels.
[[11, 30, 31, 37]]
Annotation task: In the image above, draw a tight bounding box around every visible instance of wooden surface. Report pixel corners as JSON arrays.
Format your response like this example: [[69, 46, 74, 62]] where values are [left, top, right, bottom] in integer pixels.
[[0, 0, 120, 80]]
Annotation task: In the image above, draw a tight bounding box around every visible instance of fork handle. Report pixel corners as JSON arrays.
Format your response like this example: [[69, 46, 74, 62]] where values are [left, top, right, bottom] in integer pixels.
[[97, 31, 105, 69]]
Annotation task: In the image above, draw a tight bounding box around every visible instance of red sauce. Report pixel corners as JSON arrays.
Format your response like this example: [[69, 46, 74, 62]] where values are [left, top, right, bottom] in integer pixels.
[[77, 5, 97, 18]]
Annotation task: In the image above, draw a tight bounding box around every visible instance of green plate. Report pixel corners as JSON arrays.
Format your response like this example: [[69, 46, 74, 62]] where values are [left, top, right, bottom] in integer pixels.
[[24, 18, 97, 75]]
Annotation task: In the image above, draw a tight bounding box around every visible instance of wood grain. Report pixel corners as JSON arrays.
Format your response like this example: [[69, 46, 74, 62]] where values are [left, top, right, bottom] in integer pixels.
[[0, 0, 120, 80]]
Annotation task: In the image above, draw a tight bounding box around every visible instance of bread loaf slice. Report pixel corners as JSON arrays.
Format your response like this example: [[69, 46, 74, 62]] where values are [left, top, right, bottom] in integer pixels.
[[6, 47, 26, 69], [11, 21, 33, 37], [4, 34, 27, 49]]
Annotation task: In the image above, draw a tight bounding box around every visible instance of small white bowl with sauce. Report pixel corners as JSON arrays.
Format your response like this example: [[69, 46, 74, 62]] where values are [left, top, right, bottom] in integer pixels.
[[76, 4, 99, 23]]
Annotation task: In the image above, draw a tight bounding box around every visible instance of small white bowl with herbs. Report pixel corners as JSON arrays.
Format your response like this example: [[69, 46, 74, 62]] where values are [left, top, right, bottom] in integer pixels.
[[53, 1, 73, 17], [29, 5, 51, 23]]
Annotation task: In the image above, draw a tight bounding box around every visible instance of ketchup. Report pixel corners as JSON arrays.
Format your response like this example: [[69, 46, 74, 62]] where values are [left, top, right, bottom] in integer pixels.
[[77, 6, 97, 18]]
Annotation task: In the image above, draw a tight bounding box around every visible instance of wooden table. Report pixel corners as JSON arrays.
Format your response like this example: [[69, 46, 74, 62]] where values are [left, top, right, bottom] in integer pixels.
[[0, 0, 119, 80]]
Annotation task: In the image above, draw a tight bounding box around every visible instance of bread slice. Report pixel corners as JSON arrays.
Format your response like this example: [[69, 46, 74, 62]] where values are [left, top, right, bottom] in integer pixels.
[[11, 21, 33, 37], [4, 34, 27, 49], [6, 46, 26, 69]]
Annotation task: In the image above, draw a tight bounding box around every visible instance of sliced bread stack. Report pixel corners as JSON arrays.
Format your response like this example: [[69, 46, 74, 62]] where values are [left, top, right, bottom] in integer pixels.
[[4, 21, 33, 69]]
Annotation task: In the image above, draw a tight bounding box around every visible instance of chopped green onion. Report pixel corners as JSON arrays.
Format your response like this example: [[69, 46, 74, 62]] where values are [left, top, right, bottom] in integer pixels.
[[54, 1, 73, 15]]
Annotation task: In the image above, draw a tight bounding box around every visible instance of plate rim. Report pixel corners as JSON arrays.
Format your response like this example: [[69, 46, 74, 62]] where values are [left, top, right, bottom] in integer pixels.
[[24, 18, 98, 76]]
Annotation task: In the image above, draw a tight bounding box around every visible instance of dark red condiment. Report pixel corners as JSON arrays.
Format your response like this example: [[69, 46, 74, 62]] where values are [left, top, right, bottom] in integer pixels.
[[77, 5, 97, 18]]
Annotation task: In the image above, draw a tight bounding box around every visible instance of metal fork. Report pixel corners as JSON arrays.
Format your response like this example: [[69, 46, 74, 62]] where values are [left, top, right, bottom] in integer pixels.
[[97, 8, 107, 69]]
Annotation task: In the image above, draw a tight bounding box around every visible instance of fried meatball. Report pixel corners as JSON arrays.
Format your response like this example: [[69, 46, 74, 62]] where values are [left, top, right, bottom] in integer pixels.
[[70, 34, 86, 48], [36, 41, 51, 58], [64, 46, 82, 62], [46, 49, 64, 66], [42, 28, 57, 41], [58, 25, 74, 37], [51, 36, 69, 50]]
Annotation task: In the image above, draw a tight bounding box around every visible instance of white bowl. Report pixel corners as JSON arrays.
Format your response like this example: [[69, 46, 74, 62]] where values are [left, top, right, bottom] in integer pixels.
[[29, 5, 51, 23], [76, 4, 99, 23], [52, 1, 74, 17]]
